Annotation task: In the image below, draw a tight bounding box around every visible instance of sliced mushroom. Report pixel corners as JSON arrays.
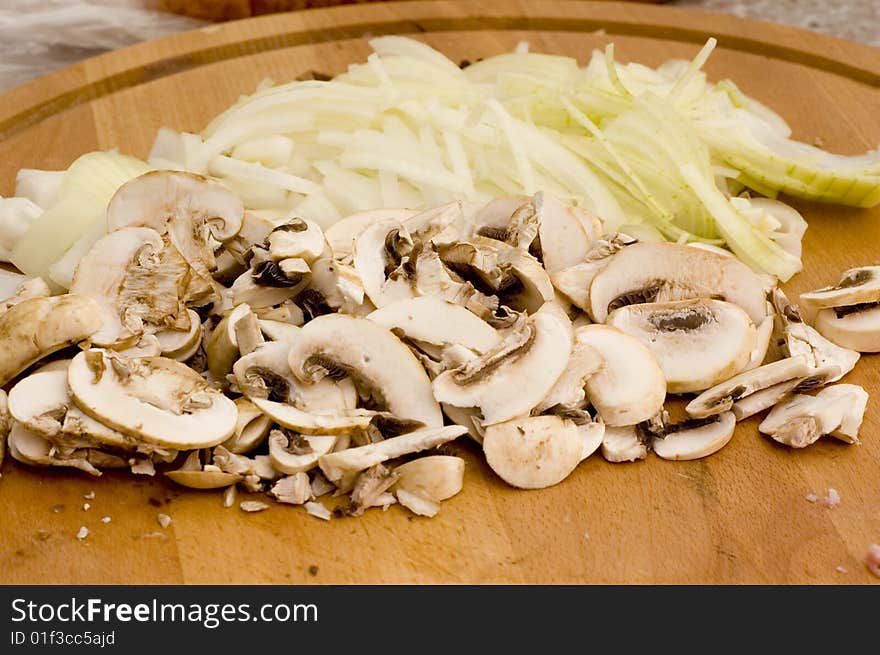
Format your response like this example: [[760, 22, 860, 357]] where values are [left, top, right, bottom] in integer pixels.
[[0, 272, 50, 314], [575, 324, 666, 427], [70, 226, 190, 347], [588, 241, 772, 324], [270, 472, 313, 506], [651, 412, 736, 461], [549, 233, 636, 311], [234, 341, 356, 411], [0, 390, 9, 467], [800, 267, 880, 310], [155, 309, 202, 360], [0, 294, 103, 387], [68, 349, 237, 449], [607, 299, 756, 393], [534, 342, 603, 413], [536, 192, 602, 273], [482, 415, 583, 489], [432, 303, 572, 426], [367, 296, 501, 354], [391, 455, 465, 501], [325, 208, 418, 260], [731, 365, 841, 421], [107, 170, 244, 287], [309, 258, 367, 315], [441, 404, 485, 444], [814, 304, 880, 352], [221, 397, 272, 454], [7, 422, 100, 476], [600, 425, 648, 463], [577, 420, 606, 461], [206, 303, 255, 379], [759, 384, 868, 447], [354, 218, 419, 308], [288, 313, 443, 428], [745, 312, 775, 370], [230, 268, 304, 309], [257, 319, 301, 343], [686, 356, 811, 418], [268, 429, 336, 474], [318, 425, 467, 482], [267, 217, 327, 263], [166, 468, 243, 489], [773, 289, 859, 381]]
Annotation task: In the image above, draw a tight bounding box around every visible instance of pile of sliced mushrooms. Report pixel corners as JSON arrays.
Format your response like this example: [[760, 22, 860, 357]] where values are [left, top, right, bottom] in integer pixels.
[[0, 171, 873, 518]]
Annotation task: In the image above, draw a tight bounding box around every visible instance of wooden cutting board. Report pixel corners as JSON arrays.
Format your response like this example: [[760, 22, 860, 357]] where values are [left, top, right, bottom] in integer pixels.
[[1, 1, 879, 585]]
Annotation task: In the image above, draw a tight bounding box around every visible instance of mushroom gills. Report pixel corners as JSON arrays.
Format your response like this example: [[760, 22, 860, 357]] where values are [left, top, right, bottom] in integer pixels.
[[607, 298, 757, 393], [588, 241, 771, 324], [800, 267, 880, 310], [814, 303, 880, 352], [731, 365, 840, 421], [432, 303, 572, 426], [686, 355, 811, 418]]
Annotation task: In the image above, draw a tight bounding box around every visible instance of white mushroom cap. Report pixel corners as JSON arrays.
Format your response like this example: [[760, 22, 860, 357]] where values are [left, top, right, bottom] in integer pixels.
[[686, 355, 811, 418], [759, 384, 868, 447], [432, 303, 573, 426], [68, 349, 237, 449], [607, 298, 757, 393], [800, 267, 880, 310], [578, 420, 605, 461], [392, 455, 465, 501], [367, 296, 501, 354], [588, 241, 771, 324], [288, 313, 443, 429], [651, 412, 736, 461], [482, 415, 583, 489], [268, 430, 336, 474], [814, 304, 880, 352], [576, 324, 666, 427], [535, 192, 600, 274], [318, 425, 467, 482], [0, 294, 103, 387], [600, 425, 648, 463]]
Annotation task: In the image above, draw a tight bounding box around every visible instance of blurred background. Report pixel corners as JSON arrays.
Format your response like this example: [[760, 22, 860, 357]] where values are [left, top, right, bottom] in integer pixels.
[[0, 0, 877, 91]]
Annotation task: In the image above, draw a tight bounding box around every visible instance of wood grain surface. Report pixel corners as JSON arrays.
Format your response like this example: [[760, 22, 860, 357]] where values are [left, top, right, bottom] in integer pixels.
[[1, 1, 879, 585]]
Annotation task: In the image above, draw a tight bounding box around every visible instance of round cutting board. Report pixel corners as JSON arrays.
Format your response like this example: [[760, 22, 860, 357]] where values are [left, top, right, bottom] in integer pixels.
[[1, 1, 879, 585]]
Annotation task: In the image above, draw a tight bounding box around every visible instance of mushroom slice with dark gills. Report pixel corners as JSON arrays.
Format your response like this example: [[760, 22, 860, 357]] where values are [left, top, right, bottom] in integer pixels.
[[588, 241, 772, 324], [574, 324, 666, 427], [730, 365, 841, 421], [268, 429, 336, 474], [432, 303, 572, 426], [650, 412, 736, 461], [266, 216, 327, 264], [550, 233, 636, 312], [438, 236, 553, 314], [354, 203, 462, 308], [813, 302, 880, 352], [758, 383, 868, 448], [800, 266, 880, 311], [685, 355, 811, 418], [288, 314, 443, 429], [234, 338, 358, 405], [106, 170, 244, 300], [600, 425, 648, 463], [607, 299, 757, 394], [325, 208, 419, 261], [771, 289, 859, 381]]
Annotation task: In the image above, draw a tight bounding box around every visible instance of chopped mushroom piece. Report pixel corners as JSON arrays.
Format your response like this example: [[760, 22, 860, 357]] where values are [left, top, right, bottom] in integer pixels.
[[800, 267, 880, 310], [758, 384, 868, 447], [432, 303, 572, 426], [866, 544, 880, 578], [304, 501, 332, 521], [68, 350, 238, 449], [576, 325, 666, 427], [549, 233, 635, 311], [600, 425, 648, 463], [392, 455, 465, 501], [396, 489, 440, 517], [813, 303, 880, 352], [157, 513, 172, 529], [318, 425, 467, 482], [588, 241, 771, 324], [651, 413, 736, 461], [607, 299, 757, 393], [270, 472, 312, 505], [222, 397, 272, 454], [268, 429, 336, 474], [482, 415, 583, 489], [7, 423, 100, 476], [730, 366, 840, 421], [288, 313, 443, 428], [0, 294, 103, 387], [342, 464, 399, 516], [240, 500, 270, 513]]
